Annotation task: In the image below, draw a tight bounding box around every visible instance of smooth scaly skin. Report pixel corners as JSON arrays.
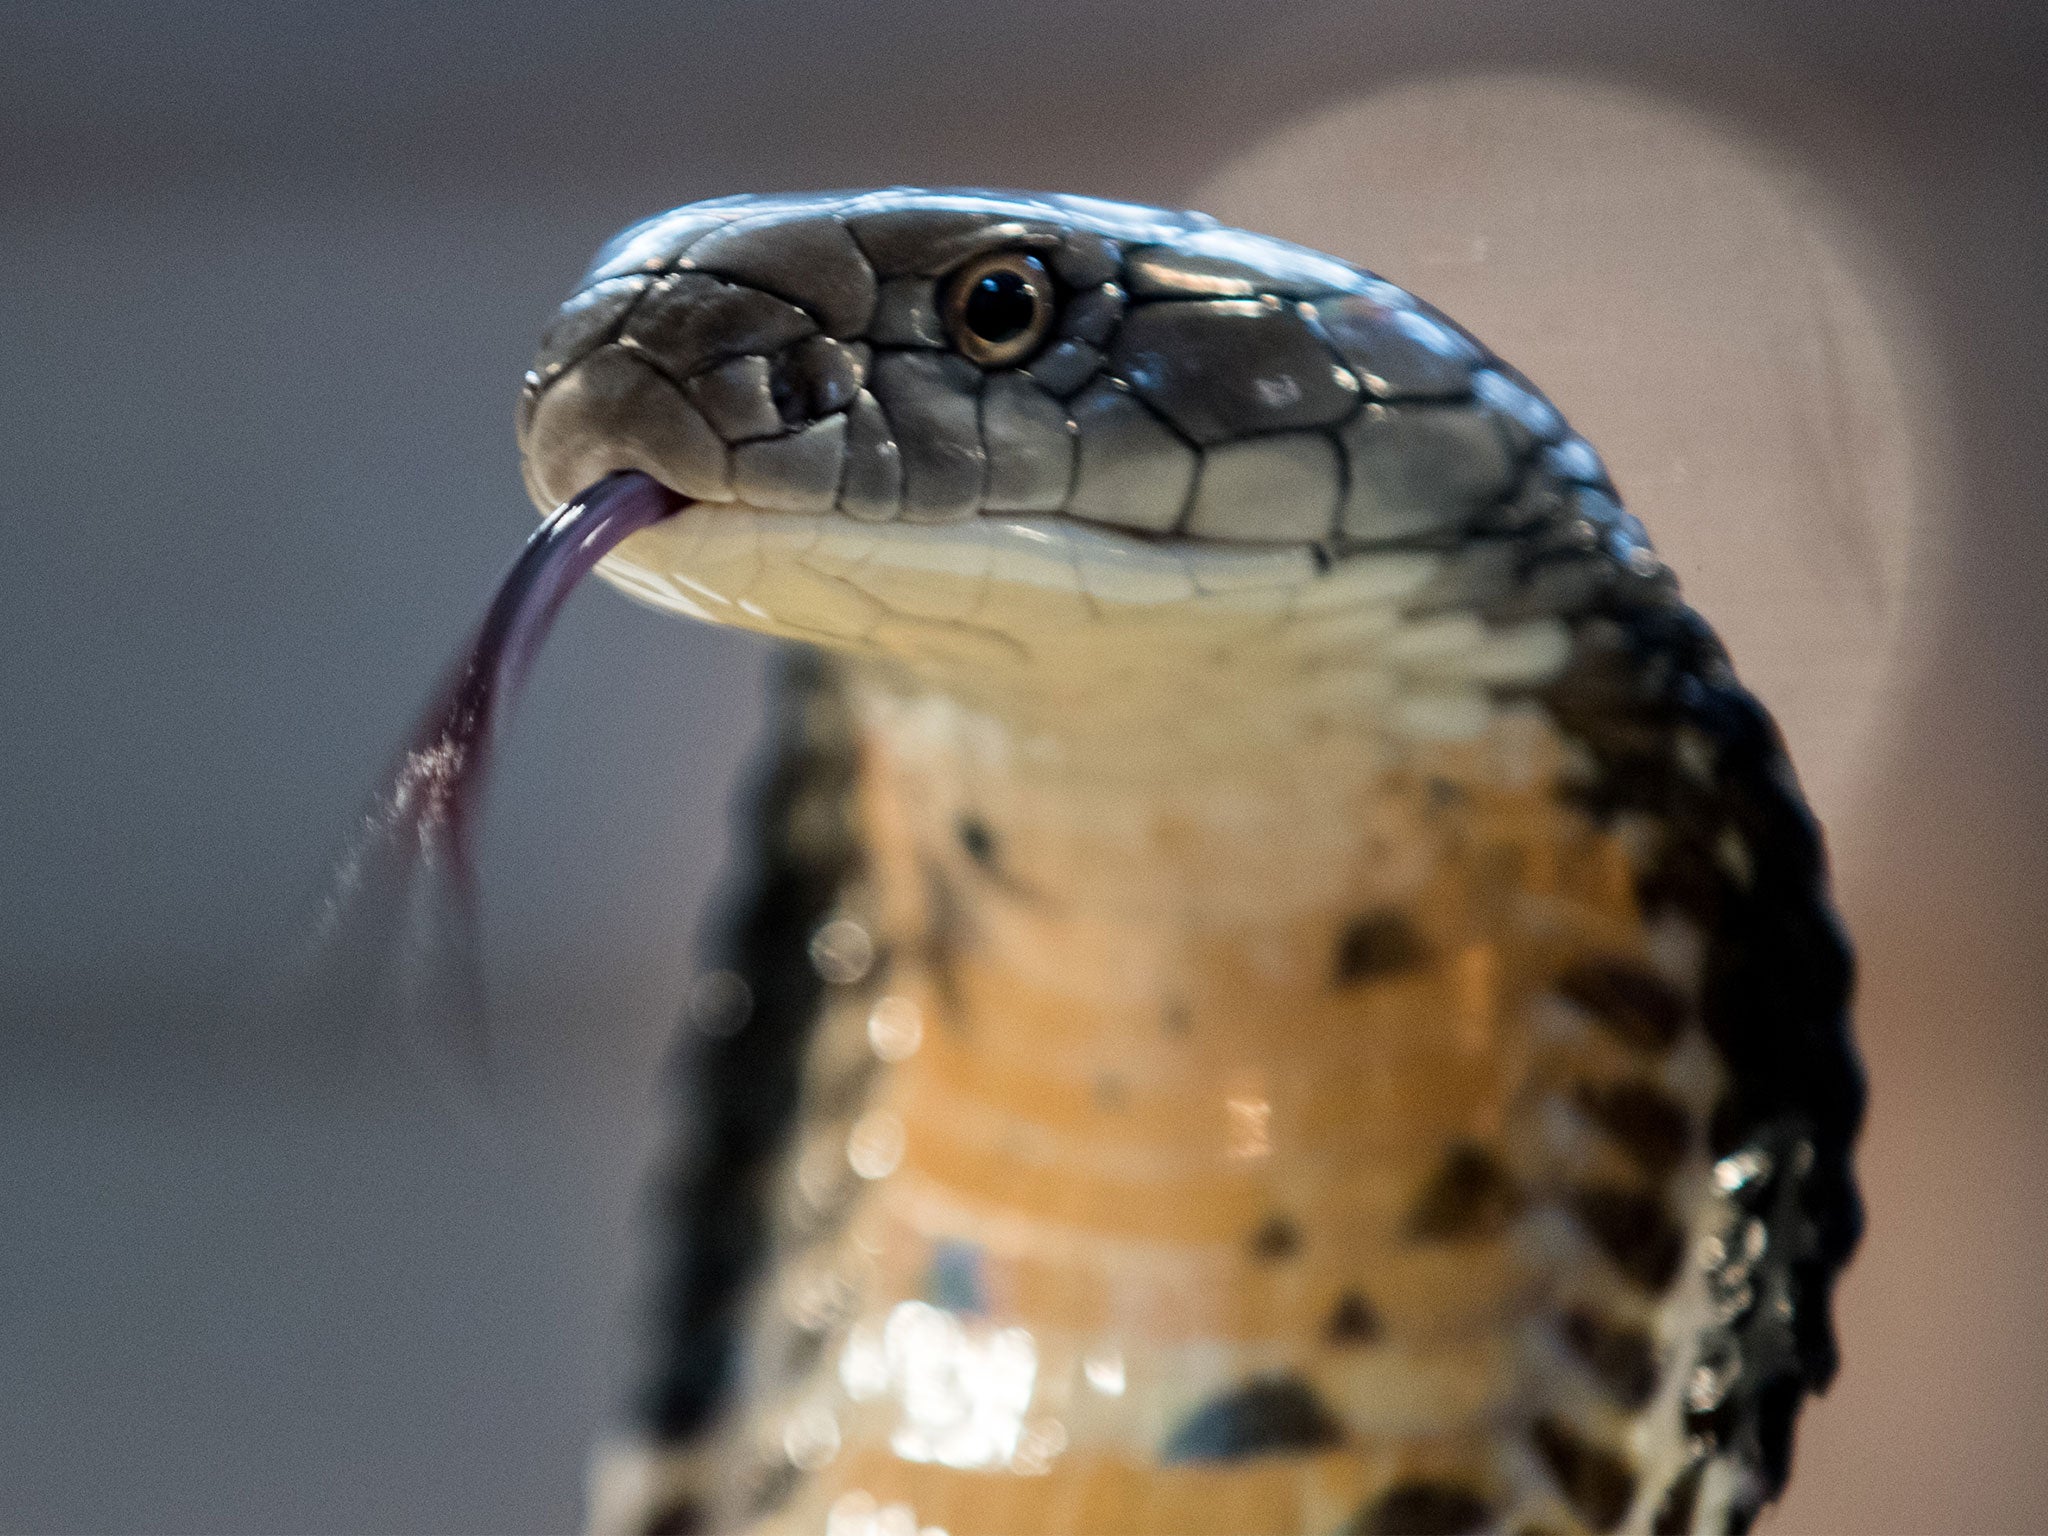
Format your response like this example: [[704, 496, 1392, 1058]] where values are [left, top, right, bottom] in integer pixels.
[[516, 191, 1862, 1535]]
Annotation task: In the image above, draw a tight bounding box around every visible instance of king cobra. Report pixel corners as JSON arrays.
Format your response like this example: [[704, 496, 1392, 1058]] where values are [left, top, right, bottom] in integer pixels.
[[449, 188, 1864, 1536]]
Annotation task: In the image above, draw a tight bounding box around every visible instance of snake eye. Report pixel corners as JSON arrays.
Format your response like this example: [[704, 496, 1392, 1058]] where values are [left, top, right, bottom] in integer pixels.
[[944, 251, 1056, 366]]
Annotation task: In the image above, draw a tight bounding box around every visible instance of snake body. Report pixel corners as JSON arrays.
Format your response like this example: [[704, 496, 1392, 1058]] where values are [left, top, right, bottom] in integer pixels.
[[514, 190, 1861, 1536]]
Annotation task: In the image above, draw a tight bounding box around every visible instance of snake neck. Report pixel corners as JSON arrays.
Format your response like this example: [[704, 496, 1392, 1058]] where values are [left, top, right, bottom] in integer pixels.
[[723, 641, 1737, 1536]]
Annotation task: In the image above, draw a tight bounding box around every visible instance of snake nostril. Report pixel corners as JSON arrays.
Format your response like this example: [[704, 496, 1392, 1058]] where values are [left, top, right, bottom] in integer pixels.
[[780, 335, 866, 422], [769, 365, 808, 430]]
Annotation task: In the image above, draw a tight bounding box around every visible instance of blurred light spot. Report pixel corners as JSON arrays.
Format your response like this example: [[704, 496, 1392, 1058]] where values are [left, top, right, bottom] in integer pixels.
[[876, 1300, 1040, 1469], [782, 1253, 861, 1332], [684, 968, 751, 1038], [839, 1319, 891, 1401], [796, 1134, 847, 1211], [1715, 1148, 1773, 1193], [828, 1491, 879, 1536], [1011, 1416, 1069, 1475], [827, 1491, 924, 1536], [1084, 1345, 1127, 1396], [868, 995, 924, 1060], [811, 916, 876, 983], [847, 1110, 906, 1180], [782, 1400, 842, 1470]]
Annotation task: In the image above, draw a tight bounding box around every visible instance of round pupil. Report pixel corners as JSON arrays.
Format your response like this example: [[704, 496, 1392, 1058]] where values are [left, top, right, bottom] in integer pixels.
[[963, 269, 1038, 343]]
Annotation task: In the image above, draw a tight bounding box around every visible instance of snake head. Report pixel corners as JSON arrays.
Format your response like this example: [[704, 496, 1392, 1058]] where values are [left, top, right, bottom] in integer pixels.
[[519, 188, 1608, 540], [516, 190, 1637, 714]]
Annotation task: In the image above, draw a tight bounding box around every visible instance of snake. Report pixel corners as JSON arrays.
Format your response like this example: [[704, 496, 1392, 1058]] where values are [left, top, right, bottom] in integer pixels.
[[490, 188, 1863, 1536]]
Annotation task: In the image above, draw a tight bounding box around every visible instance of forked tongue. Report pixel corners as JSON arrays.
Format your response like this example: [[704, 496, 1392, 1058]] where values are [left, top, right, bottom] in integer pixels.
[[308, 470, 684, 1059]]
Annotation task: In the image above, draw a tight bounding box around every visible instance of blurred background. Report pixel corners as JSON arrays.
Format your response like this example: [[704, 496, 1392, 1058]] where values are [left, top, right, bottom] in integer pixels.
[[2, 2, 2043, 1530]]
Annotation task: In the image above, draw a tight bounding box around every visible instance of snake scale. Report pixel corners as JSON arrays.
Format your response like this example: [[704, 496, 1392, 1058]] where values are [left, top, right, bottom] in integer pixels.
[[501, 189, 1861, 1536]]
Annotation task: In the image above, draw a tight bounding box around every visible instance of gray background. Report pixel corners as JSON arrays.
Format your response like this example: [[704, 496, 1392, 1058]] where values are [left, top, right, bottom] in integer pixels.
[[3, 2, 2044, 1530]]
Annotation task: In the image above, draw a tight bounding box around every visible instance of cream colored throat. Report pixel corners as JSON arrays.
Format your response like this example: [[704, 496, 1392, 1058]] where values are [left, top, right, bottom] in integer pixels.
[[594, 505, 1573, 760]]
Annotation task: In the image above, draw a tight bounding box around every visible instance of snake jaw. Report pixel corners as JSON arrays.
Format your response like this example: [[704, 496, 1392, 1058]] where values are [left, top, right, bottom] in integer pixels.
[[586, 501, 1575, 777]]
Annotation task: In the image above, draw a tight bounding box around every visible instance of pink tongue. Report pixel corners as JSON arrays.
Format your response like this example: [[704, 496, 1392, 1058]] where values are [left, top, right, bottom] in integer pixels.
[[311, 470, 685, 1049]]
